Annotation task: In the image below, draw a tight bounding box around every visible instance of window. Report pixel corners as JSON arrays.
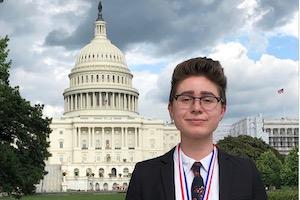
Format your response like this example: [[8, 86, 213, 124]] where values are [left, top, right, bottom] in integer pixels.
[[106, 154, 111, 162], [106, 140, 110, 149], [74, 168, 79, 177], [294, 128, 299, 135], [59, 155, 63, 162], [95, 139, 101, 149], [59, 130, 63, 134], [123, 168, 129, 174], [111, 168, 117, 177], [96, 155, 101, 162], [82, 139, 87, 149], [86, 168, 92, 177], [59, 141, 63, 149], [99, 168, 104, 178]]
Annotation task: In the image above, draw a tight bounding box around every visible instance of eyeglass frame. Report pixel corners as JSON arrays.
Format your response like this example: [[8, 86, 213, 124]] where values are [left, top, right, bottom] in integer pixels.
[[173, 93, 224, 110]]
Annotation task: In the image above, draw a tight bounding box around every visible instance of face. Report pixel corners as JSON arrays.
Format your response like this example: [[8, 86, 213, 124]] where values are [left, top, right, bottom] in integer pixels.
[[168, 76, 226, 141]]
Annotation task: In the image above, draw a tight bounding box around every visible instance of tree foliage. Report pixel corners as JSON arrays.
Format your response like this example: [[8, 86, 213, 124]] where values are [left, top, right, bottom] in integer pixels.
[[217, 135, 282, 162], [280, 147, 298, 186], [0, 36, 51, 197], [256, 150, 282, 188], [0, 36, 11, 85]]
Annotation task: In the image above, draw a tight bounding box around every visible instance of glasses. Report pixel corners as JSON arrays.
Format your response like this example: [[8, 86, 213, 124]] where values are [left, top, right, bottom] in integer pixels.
[[174, 94, 223, 110]]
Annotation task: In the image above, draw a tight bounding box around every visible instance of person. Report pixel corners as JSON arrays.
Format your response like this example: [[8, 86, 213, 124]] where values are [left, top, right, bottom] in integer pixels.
[[125, 57, 267, 200]]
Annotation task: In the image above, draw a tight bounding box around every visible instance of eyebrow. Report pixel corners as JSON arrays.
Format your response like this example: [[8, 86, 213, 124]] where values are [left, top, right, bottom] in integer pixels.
[[177, 90, 217, 96]]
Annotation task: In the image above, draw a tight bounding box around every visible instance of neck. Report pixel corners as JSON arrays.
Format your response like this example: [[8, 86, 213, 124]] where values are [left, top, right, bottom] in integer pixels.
[[180, 135, 214, 161]]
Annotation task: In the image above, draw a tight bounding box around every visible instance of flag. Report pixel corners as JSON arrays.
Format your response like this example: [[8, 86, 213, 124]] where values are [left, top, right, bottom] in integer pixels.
[[277, 88, 284, 94]]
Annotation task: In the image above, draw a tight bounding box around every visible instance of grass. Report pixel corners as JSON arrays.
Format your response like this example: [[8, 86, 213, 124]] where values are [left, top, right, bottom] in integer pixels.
[[1, 187, 298, 200], [1, 192, 126, 200]]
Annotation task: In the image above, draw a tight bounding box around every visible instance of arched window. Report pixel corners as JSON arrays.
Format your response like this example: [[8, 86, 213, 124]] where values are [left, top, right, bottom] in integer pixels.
[[123, 168, 129, 174], [103, 183, 108, 191], [106, 154, 111, 162], [59, 140, 64, 149], [99, 168, 104, 178], [112, 183, 118, 190], [111, 168, 117, 177], [74, 168, 79, 177], [86, 168, 92, 177], [95, 183, 100, 191]]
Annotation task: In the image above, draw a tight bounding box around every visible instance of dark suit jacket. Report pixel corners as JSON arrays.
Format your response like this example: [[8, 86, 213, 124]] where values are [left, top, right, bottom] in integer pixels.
[[126, 147, 267, 200]]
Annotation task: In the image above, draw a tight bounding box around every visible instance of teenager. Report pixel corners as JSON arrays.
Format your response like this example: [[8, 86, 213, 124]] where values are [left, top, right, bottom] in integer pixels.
[[126, 57, 267, 200]]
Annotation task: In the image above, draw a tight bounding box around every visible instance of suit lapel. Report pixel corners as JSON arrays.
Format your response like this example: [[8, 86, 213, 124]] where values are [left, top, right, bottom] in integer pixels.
[[218, 149, 233, 200], [160, 147, 176, 200]]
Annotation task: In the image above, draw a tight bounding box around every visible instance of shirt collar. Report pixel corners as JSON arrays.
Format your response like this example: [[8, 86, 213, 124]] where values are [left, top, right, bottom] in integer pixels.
[[181, 147, 214, 173]]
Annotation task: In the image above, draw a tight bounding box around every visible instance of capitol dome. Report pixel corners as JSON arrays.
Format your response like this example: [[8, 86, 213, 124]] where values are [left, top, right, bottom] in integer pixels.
[[74, 20, 127, 68], [63, 5, 139, 117]]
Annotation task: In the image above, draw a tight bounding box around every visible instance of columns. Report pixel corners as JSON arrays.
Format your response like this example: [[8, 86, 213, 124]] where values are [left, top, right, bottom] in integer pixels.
[[112, 93, 115, 109], [124, 94, 127, 110], [80, 93, 83, 109], [124, 127, 127, 148], [105, 92, 108, 108], [100, 92, 102, 108], [112, 127, 115, 149], [118, 93, 121, 109], [121, 127, 124, 148], [78, 128, 81, 148], [135, 127, 138, 148], [74, 94, 77, 110], [88, 127, 91, 148], [70, 95, 73, 111], [93, 92, 96, 108], [101, 128, 105, 149], [92, 127, 95, 148], [75, 127, 78, 148]]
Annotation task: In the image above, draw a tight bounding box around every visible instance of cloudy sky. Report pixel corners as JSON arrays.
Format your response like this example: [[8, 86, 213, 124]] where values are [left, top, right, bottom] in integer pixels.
[[0, 0, 298, 124]]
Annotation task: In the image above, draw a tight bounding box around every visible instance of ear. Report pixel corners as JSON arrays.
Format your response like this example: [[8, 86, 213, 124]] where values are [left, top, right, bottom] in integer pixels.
[[168, 102, 174, 120], [219, 104, 226, 121]]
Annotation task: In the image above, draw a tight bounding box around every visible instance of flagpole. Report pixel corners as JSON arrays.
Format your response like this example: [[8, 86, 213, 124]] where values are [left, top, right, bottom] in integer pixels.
[[277, 88, 285, 119]]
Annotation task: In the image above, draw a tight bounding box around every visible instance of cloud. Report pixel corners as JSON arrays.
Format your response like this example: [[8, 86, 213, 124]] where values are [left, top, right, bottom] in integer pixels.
[[0, 1, 298, 124], [136, 42, 298, 123], [254, 0, 299, 30]]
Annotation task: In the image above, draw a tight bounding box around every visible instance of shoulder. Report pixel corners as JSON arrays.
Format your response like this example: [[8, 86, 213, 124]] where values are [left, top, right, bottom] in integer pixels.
[[134, 147, 175, 171], [218, 148, 257, 171]]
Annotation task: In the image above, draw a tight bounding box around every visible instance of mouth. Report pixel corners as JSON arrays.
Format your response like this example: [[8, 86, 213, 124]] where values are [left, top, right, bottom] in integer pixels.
[[185, 118, 207, 124]]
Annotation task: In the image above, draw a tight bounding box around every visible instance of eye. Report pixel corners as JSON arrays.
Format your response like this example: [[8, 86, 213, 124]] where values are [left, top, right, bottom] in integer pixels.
[[179, 95, 193, 102], [201, 96, 215, 104]]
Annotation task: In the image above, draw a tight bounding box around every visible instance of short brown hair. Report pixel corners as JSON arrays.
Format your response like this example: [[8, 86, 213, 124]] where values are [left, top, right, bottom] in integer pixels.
[[169, 57, 227, 105]]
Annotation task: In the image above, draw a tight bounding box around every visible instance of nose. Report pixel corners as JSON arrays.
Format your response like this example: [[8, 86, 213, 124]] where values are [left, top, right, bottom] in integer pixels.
[[191, 99, 203, 113]]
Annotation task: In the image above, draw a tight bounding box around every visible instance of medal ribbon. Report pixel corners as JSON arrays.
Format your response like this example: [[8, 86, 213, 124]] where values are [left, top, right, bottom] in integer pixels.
[[177, 144, 217, 200]]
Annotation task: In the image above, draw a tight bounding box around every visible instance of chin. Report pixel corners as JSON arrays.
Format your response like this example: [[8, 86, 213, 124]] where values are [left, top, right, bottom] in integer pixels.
[[184, 129, 213, 140]]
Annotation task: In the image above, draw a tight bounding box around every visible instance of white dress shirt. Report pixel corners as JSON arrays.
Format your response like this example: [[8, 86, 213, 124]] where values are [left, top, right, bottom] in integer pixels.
[[174, 144, 219, 200]]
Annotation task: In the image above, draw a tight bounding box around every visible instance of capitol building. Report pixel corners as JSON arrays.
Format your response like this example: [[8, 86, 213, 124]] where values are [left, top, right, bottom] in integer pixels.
[[36, 1, 298, 193], [36, 2, 180, 192]]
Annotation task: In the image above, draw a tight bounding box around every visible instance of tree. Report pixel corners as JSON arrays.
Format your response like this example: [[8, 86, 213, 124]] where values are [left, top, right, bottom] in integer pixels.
[[281, 147, 298, 186], [217, 135, 282, 162], [0, 36, 51, 198], [256, 150, 282, 189]]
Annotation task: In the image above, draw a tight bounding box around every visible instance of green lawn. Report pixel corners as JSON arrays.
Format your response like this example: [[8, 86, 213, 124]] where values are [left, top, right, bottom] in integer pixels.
[[1, 187, 298, 200], [1, 192, 126, 200]]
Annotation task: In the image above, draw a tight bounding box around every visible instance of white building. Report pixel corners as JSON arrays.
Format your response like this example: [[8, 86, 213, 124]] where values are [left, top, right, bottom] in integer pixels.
[[229, 114, 268, 143], [229, 114, 299, 155], [264, 118, 299, 155], [36, 3, 180, 192]]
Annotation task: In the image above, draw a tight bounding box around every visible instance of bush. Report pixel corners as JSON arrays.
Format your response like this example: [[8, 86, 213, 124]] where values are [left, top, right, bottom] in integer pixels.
[[268, 187, 298, 200]]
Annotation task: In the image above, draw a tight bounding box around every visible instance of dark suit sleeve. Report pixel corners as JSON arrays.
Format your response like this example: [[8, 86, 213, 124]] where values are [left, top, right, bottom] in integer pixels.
[[250, 160, 268, 200], [126, 163, 142, 200]]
